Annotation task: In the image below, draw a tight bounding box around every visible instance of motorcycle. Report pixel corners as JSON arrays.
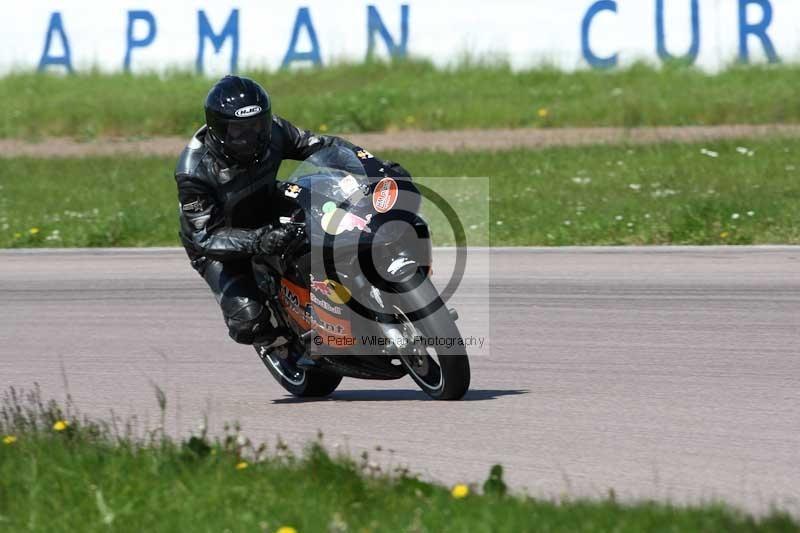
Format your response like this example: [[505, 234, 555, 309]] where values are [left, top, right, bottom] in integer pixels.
[[252, 147, 470, 400]]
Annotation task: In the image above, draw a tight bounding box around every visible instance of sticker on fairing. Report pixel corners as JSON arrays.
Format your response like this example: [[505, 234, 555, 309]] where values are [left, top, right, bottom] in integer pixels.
[[280, 278, 353, 340], [321, 202, 372, 235], [372, 177, 398, 213], [284, 184, 302, 199], [339, 175, 361, 196], [310, 276, 351, 305]]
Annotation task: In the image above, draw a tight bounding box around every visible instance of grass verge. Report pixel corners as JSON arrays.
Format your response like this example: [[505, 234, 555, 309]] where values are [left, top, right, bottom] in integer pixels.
[[1, 387, 796, 532], [4, 62, 800, 139], [1, 138, 799, 248]]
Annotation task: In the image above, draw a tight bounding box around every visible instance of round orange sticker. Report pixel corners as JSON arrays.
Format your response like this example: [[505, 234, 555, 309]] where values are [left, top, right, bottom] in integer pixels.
[[373, 177, 398, 213]]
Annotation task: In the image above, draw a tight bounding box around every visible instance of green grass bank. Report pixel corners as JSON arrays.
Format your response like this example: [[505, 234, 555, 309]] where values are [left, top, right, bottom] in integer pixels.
[[1, 389, 796, 533], [2, 138, 798, 248], [3, 62, 800, 139]]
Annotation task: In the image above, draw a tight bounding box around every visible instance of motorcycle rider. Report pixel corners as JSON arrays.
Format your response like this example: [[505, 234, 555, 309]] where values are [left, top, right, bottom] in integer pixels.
[[175, 75, 409, 348]]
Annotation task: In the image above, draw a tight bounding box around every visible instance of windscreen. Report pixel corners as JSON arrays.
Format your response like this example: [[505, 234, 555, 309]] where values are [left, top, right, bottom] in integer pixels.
[[288, 146, 370, 206]]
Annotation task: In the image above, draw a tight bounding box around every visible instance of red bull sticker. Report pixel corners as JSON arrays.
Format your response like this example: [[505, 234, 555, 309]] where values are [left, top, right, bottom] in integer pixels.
[[310, 276, 351, 304], [373, 177, 398, 213]]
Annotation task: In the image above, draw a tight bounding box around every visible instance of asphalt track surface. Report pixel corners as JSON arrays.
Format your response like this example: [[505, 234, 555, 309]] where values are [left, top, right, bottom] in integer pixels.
[[1, 247, 799, 515]]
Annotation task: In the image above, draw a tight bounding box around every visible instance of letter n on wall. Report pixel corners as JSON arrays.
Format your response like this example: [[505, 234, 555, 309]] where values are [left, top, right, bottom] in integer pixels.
[[367, 4, 409, 59]]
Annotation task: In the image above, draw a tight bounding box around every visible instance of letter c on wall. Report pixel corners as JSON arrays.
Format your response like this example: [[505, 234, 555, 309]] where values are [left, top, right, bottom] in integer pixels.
[[582, 0, 618, 69]]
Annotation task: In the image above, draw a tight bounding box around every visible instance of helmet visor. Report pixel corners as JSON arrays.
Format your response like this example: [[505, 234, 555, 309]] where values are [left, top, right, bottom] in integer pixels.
[[222, 114, 271, 163]]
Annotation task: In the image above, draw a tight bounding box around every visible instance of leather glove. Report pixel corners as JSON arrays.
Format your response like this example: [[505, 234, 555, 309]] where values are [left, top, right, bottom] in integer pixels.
[[258, 227, 292, 256]]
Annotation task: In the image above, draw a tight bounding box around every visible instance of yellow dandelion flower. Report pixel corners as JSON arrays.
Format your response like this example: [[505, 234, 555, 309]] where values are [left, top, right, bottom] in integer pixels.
[[276, 527, 298, 533], [537, 108, 549, 118], [405, 115, 416, 125], [13, 232, 22, 239], [720, 231, 730, 239], [451, 483, 469, 499], [53, 420, 69, 432], [29, 227, 40, 235], [3, 435, 17, 445], [318, 124, 329, 133], [235, 461, 249, 470]]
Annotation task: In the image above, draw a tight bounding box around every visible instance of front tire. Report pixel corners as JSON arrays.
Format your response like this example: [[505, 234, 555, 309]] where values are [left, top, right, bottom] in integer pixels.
[[389, 276, 470, 400]]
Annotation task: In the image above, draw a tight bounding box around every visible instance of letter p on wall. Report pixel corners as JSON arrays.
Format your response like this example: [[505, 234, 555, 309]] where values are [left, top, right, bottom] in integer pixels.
[[125, 10, 157, 71]]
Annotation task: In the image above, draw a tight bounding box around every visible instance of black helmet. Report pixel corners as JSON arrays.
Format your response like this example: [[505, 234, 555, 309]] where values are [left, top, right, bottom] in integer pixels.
[[204, 75, 272, 165]]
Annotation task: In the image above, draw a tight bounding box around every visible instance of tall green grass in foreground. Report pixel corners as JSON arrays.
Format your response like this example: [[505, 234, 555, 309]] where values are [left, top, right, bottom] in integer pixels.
[[1, 388, 796, 532], [2, 138, 798, 248], [3, 62, 800, 139]]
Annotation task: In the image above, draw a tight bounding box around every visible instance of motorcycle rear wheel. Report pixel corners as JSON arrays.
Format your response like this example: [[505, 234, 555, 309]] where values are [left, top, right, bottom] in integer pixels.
[[258, 347, 342, 397]]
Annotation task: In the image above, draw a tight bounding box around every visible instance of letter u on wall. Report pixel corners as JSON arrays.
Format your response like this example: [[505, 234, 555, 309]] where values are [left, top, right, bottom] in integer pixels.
[[655, 0, 700, 64]]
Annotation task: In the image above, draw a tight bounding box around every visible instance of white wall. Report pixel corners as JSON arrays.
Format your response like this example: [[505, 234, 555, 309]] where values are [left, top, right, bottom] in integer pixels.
[[2, 0, 796, 74]]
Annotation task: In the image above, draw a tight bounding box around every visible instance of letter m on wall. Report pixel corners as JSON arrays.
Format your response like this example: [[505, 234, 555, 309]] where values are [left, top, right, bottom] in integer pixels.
[[367, 4, 409, 59], [197, 9, 239, 73]]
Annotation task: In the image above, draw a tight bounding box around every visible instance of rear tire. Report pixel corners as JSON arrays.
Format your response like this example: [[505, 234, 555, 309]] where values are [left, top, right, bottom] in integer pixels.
[[390, 276, 470, 400], [258, 347, 342, 398]]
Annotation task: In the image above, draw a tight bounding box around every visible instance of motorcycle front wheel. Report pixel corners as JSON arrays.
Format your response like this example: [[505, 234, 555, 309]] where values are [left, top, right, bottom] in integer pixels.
[[388, 276, 471, 400]]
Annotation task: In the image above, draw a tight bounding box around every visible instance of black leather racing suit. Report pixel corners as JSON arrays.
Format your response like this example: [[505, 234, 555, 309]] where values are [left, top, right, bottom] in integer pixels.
[[175, 117, 408, 345]]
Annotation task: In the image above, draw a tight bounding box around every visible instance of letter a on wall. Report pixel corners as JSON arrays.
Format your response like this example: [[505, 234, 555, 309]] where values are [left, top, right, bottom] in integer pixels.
[[38, 12, 73, 72], [282, 7, 322, 68]]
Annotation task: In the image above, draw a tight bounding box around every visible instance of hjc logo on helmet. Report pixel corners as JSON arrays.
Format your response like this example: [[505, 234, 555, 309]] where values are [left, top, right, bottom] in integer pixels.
[[234, 105, 262, 118]]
